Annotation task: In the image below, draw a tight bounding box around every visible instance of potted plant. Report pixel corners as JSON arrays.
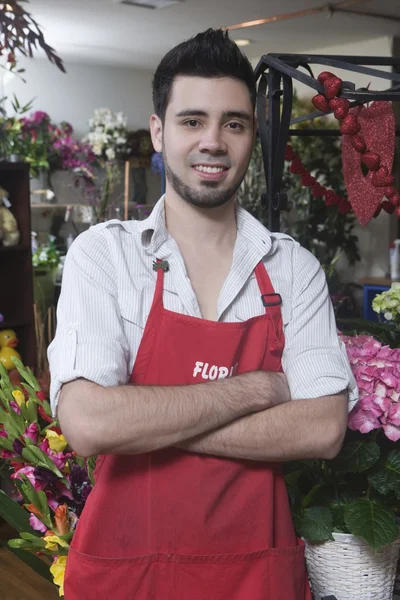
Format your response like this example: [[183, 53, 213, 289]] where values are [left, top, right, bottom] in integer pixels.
[[285, 284, 400, 599]]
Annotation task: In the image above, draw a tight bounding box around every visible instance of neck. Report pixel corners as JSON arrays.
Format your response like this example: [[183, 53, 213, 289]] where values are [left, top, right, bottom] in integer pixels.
[[164, 192, 237, 250]]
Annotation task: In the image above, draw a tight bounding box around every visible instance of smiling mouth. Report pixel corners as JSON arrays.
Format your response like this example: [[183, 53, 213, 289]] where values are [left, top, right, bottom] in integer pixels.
[[193, 165, 229, 174]]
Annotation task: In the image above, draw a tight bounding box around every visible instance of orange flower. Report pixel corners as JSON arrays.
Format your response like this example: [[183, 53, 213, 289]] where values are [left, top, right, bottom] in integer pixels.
[[55, 504, 69, 536], [27, 504, 43, 518]]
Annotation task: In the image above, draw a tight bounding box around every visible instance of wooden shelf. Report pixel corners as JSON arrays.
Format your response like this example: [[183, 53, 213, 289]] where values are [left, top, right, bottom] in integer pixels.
[[0, 245, 29, 253], [0, 163, 36, 370], [1, 320, 32, 329]]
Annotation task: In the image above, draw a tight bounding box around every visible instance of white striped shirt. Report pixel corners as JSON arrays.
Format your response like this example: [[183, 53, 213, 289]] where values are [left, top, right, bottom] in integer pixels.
[[48, 196, 358, 416]]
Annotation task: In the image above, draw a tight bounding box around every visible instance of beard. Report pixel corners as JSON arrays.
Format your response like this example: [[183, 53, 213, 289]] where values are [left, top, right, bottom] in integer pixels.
[[163, 155, 247, 210]]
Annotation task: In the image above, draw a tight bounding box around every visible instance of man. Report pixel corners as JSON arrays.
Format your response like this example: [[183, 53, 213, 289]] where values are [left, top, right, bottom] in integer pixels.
[[49, 28, 358, 600]]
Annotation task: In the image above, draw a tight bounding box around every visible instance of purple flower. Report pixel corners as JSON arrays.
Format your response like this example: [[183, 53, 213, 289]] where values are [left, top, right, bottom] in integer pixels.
[[29, 513, 47, 533], [10, 400, 21, 415], [31, 111, 50, 124], [151, 152, 164, 175], [70, 465, 92, 506], [12, 439, 23, 455], [33, 467, 60, 486], [24, 423, 39, 444]]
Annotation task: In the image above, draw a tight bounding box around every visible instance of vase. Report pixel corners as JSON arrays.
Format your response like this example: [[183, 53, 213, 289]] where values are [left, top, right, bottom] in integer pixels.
[[305, 532, 400, 600], [30, 170, 55, 204], [33, 268, 58, 315]]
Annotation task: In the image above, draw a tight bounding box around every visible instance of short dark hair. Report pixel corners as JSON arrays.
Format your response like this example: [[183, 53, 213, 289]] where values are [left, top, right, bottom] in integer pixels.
[[152, 28, 256, 122]]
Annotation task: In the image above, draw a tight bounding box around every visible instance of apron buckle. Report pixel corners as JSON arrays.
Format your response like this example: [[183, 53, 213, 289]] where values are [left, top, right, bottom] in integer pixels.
[[261, 293, 282, 307], [153, 260, 170, 272]]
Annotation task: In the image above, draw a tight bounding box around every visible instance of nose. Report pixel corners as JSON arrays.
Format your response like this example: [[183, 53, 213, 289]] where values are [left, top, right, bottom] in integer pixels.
[[198, 126, 227, 155]]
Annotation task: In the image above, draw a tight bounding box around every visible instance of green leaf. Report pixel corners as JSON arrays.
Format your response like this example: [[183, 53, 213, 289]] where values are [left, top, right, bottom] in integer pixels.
[[344, 499, 399, 551], [25, 399, 38, 423], [293, 506, 334, 542], [369, 450, 400, 496], [21, 446, 64, 480], [0, 490, 36, 534], [19, 532, 46, 546], [332, 441, 380, 474]]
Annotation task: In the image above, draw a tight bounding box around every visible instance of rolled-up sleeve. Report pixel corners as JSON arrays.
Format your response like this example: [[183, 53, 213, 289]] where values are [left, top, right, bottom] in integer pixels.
[[282, 245, 358, 411], [48, 228, 130, 416]]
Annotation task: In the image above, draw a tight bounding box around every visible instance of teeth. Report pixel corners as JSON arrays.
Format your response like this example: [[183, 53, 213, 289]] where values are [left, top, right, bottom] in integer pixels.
[[194, 165, 225, 173]]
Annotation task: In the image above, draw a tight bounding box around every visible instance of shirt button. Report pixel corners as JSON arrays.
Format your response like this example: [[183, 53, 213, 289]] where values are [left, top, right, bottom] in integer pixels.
[[67, 328, 74, 335]]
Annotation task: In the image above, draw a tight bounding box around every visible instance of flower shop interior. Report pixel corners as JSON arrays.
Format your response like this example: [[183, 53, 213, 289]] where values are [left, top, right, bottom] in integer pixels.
[[0, 0, 400, 599]]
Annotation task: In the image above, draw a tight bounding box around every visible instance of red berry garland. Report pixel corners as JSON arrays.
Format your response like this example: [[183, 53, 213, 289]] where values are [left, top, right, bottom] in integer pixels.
[[284, 71, 400, 220]]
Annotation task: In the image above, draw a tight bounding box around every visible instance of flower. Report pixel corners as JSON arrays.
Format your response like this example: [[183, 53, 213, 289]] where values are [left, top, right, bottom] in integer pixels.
[[84, 107, 129, 163], [29, 513, 47, 534], [32, 241, 60, 270], [55, 504, 69, 535], [341, 334, 400, 441], [372, 282, 400, 326], [45, 429, 68, 453], [0, 358, 95, 594], [24, 423, 39, 444], [50, 555, 67, 597], [12, 390, 25, 407]]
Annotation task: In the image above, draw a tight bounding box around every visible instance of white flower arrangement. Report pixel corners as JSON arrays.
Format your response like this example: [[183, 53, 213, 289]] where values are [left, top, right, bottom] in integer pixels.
[[85, 108, 129, 163]]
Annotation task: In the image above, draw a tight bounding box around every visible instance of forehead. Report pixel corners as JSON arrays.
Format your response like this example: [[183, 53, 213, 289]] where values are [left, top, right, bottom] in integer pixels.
[[166, 76, 253, 117]]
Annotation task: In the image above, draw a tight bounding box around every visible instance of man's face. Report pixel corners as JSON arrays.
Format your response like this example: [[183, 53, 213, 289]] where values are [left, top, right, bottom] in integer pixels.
[[150, 76, 255, 209]]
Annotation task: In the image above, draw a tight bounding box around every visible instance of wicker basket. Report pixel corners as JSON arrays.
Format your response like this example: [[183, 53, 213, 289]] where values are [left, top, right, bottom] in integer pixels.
[[305, 532, 400, 600]]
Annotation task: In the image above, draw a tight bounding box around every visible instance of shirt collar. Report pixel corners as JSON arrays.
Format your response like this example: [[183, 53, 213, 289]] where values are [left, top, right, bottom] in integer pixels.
[[135, 195, 288, 257]]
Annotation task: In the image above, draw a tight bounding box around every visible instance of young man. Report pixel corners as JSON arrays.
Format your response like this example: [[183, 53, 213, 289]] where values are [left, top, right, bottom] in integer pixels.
[[49, 28, 358, 600]]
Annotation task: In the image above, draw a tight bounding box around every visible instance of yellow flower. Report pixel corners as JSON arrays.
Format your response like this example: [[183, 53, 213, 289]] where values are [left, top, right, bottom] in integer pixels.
[[45, 429, 68, 452], [43, 534, 69, 552], [12, 390, 25, 407], [50, 555, 67, 597]]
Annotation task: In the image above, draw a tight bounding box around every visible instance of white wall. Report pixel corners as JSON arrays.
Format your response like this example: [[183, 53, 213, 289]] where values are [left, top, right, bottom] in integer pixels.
[[254, 37, 398, 283]]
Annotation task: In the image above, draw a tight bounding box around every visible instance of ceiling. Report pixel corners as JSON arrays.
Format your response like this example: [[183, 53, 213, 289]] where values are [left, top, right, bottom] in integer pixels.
[[26, 0, 400, 70]]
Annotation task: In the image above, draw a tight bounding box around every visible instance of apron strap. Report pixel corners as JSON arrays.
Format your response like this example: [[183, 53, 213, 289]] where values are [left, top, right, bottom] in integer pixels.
[[149, 258, 166, 312], [254, 262, 282, 317]]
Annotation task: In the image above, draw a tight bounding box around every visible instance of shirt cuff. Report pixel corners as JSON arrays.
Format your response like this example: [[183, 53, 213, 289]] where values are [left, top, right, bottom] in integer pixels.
[[284, 342, 359, 411], [48, 326, 129, 417]]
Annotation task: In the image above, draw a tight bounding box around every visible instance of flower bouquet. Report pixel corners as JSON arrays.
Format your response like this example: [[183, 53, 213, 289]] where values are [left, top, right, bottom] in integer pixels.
[[285, 331, 400, 551], [0, 359, 95, 596], [81, 108, 130, 222]]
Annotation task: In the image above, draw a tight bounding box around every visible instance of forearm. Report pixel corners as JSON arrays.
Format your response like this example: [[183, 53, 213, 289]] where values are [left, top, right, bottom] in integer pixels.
[[57, 372, 278, 457], [177, 393, 348, 462]]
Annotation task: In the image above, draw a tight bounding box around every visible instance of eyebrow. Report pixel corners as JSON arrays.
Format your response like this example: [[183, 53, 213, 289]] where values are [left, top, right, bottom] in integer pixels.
[[175, 109, 253, 121]]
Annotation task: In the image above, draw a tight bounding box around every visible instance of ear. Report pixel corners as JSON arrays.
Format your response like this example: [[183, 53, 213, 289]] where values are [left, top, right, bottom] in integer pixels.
[[150, 114, 163, 153]]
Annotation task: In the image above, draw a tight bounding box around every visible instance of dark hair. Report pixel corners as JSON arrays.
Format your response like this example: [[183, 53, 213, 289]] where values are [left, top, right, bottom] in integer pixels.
[[152, 28, 256, 122]]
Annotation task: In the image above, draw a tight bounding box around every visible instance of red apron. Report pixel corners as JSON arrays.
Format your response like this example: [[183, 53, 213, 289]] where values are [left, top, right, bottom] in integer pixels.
[[65, 261, 312, 600]]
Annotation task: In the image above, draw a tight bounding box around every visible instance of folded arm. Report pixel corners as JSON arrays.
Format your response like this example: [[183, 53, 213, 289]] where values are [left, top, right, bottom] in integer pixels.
[[176, 392, 348, 461]]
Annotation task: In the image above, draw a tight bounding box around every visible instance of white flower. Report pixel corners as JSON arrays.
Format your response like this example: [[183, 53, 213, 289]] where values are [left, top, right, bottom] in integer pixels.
[[105, 147, 116, 160], [384, 311, 394, 321], [116, 137, 126, 145]]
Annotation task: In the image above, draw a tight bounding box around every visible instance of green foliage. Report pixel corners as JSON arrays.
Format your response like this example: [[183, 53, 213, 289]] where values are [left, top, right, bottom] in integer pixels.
[[285, 430, 400, 551], [238, 92, 360, 274]]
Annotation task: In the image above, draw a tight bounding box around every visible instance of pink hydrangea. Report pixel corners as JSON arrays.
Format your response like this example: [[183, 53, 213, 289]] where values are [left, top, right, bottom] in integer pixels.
[[340, 334, 400, 441]]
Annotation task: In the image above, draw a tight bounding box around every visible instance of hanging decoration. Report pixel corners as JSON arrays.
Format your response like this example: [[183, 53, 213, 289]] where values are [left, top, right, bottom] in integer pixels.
[[307, 71, 399, 224], [284, 70, 399, 225]]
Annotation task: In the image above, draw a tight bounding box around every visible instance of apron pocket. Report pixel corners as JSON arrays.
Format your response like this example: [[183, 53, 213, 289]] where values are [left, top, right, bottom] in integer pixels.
[[65, 545, 309, 600], [267, 540, 310, 600]]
